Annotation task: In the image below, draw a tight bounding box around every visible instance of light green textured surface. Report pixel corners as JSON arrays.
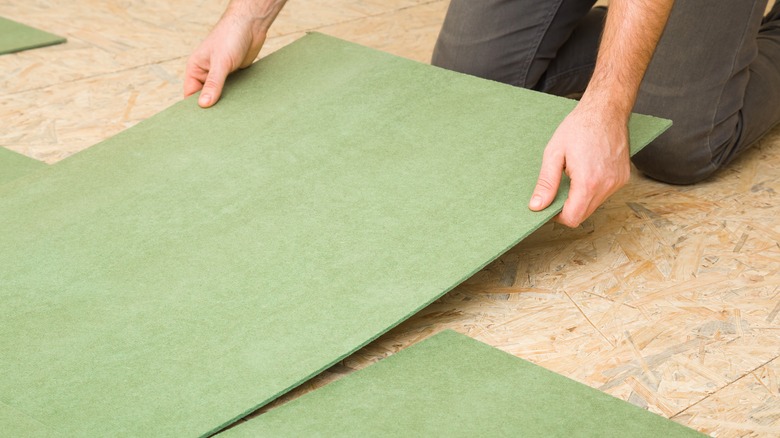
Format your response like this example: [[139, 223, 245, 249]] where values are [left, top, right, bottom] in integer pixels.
[[0, 17, 65, 55], [0, 147, 46, 186], [0, 33, 670, 437], [222, 330, 703, 438]]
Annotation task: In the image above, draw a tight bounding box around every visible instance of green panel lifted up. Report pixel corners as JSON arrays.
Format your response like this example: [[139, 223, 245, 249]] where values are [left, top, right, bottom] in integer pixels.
[[0, 17, 65, 55], [0, 33, 670, 436], [222, 330, 703, 437]]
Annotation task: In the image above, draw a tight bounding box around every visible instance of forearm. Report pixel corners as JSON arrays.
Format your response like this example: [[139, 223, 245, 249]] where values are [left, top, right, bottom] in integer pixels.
[[581, 0, 674, 121], [223, 0, 289, 34]]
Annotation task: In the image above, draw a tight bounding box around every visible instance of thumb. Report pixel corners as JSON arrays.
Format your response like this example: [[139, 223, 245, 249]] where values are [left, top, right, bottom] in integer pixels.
[[529, 150, 564, 211], [198, 60, 230, 108]]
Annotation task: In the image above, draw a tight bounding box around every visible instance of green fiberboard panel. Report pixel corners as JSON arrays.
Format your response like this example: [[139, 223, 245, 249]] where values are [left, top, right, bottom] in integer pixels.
[[0, 17, 65, 55], [0, 33, 670, 436], [222, 330, 703, 437], [0, 147, 46, 186]]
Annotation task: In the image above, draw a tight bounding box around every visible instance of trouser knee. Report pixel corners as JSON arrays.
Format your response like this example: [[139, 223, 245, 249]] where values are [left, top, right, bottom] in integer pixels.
[[431, 31, 516, 85], [631, 133, 719, 185]]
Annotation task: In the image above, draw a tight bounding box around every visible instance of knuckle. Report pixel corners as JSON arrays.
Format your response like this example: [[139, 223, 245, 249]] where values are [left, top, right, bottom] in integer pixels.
[[542, 145, 558, 156], [535, 177, 556, 192], [543, 147, 563, 161], [603, 175, 619, 189], [584, 178, 599, 193], [203, 79, 221, 90], [559, 215, 580, 228], [605, 171, 629, 191]]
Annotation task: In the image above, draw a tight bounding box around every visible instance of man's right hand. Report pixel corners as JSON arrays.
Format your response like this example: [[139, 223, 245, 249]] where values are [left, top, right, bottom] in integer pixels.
[[184, 0, 288, 108]]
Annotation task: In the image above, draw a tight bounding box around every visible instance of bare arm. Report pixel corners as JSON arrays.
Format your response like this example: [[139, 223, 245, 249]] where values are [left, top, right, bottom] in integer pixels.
[[184, 0, 288, 107], [529, 0, 674, 227]]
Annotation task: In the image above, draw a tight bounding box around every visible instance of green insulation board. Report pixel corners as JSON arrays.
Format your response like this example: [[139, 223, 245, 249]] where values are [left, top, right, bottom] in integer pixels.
[[0, 147, 46, 186], [222, 330, 703, 437], [0, 17, 65, 55], [0, 33, 671, 436]]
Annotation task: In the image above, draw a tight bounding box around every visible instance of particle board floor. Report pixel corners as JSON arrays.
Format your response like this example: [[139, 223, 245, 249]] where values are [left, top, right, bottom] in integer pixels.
[[2, 1, 779, 437]]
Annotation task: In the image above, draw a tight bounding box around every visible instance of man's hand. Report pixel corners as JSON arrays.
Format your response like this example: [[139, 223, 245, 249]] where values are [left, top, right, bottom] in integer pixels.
[[184, 0, 288, 108], [529, 101, 630, 228], [529, 0, 674, 226]]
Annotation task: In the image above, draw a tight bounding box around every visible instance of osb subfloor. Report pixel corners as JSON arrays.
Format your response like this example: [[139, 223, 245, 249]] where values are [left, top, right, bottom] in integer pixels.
[[2, 1, 779, 436]]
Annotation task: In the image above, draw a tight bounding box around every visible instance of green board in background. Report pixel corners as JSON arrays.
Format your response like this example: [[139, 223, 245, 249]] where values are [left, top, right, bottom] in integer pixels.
[[221, 330, 703, 438], [0, 17, 66, 55], [0, 147, 46, 186], [0, 33, 670, 437]]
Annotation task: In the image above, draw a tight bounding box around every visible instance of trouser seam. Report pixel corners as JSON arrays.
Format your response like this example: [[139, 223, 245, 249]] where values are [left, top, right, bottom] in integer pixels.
[[512, 0, 564, 88], [706, 5, 758, 168]]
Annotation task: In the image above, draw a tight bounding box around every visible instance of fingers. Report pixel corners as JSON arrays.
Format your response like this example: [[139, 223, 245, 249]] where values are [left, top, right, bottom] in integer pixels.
[[529, 148, 564, 212], [183, 58, 207, 98], [555, 169, 630, 228], [555, 178, 594, 228], [182, 58, 229, 108], [183, 76, 202, 98], [183, 12, 269, 107], [197, 59, 230, 108]]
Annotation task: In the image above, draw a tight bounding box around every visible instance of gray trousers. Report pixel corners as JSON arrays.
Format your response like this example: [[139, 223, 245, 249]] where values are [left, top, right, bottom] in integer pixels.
[[432, 1, 780, 184]]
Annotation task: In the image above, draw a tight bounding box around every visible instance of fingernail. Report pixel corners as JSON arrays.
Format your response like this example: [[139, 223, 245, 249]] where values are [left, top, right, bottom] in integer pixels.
[[199, 94, 212, 107], [529, 195, 542, 210]]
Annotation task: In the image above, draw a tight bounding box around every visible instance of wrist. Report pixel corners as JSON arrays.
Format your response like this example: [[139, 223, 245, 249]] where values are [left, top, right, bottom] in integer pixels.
[[225, 0, 285, 34], [577, 88, 633, 126]]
